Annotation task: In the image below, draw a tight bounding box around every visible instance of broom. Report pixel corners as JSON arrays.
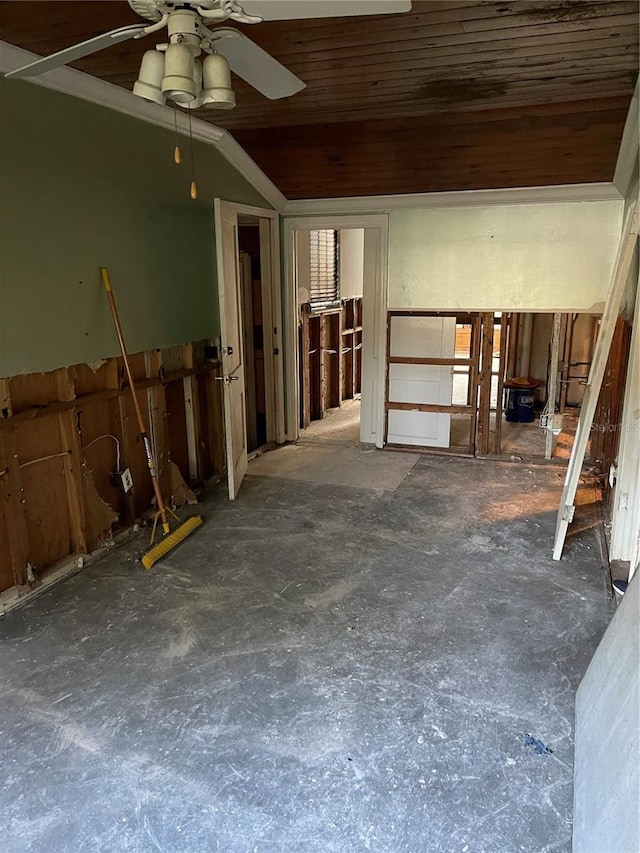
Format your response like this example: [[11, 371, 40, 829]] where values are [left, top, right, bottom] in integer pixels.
[[100, 267, 202, 569]]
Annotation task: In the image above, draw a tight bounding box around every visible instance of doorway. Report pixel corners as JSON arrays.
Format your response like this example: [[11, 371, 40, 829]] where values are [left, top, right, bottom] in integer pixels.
[[214, 200, 284, 499], [237, 217, 269, 454], [283, 214, 389, 449], [297, 227, 364, 446]]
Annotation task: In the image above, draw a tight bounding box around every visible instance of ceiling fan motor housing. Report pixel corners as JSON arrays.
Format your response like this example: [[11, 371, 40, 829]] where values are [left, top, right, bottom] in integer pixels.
[[166, 9, 202, 52], [127, 0, 224, 23]]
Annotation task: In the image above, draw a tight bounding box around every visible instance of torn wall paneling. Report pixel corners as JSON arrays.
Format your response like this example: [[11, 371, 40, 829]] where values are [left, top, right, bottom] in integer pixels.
[[590, 316, 633, 504], [0, 340, 226, 594], [0, 430, 30, 588]]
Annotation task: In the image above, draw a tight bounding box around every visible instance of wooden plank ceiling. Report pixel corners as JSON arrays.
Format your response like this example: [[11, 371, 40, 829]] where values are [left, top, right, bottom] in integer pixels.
[[1, 1, 638, 198]]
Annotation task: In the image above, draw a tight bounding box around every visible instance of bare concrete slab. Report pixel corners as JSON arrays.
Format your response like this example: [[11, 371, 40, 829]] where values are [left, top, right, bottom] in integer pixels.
[[249, 442, 419, 492], [0, 455, 611, 852], [299, 400, 362, 445]]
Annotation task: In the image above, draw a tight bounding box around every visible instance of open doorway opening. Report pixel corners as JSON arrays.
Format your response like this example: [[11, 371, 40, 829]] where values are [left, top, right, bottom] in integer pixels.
[[296, 228, 364, 446]]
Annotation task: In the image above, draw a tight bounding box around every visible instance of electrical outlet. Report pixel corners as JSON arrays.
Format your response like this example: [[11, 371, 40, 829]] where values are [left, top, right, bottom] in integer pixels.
[[120, 468, 133, 493], [541, 413, 563, 433]]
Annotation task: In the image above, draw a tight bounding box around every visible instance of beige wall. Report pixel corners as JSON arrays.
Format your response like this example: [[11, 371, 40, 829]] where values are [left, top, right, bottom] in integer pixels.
[[388, 200, 623, 312], [339, 229, 365, 299]]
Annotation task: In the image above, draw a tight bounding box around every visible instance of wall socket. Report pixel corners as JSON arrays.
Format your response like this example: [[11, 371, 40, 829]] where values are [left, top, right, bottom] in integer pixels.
[[120, 468, 133, 493], [111, 468, 134, 493], [540, 413, 563, 432]]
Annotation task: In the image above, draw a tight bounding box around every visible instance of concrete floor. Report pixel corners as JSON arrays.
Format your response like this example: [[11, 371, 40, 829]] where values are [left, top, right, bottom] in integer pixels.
[[0, 451, 611, 852], [299, 400, 362, 446], [449, 413, 580, 460]]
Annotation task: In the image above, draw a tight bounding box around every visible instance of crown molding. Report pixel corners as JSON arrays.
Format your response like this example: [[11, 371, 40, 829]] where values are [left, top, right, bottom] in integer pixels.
[[613, 78, 639, 198], [283, 182, 622, 216], [0, 40, 287, 212]]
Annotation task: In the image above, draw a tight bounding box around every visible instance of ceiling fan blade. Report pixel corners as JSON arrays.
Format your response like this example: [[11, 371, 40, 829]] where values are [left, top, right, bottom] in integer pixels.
[[238, 0, 411, 20], [211, 29, 305, 100], [4, 24, 149, 79]]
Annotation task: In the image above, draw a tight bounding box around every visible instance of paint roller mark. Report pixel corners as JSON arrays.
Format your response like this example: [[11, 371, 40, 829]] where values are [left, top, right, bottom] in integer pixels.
[[52, 720, 101, 755], [163, 623, 200, 660], [304, 573, 368, 610], [8, 688, 102, 755], [461, 533, 493, 553]]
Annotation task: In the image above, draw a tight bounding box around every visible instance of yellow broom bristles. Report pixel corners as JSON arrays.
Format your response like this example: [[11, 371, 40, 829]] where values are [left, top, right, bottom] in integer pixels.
[[141, 515, 203, 570]]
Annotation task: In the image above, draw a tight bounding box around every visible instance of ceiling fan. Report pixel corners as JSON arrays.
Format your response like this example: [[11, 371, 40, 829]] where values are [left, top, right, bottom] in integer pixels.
[[4, 0, 412, 110]]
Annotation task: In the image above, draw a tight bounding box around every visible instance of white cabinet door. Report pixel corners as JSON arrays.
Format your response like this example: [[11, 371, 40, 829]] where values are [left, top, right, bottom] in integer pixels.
[[387, 315, 455, 448]]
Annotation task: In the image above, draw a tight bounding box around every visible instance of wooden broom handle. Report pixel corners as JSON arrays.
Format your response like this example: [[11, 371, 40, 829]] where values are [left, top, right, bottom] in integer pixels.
[[100, 268, 168, 525]]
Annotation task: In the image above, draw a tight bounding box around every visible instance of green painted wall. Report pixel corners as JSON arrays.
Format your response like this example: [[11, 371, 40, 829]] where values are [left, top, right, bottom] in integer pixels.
[[0, 78, 270, 377]]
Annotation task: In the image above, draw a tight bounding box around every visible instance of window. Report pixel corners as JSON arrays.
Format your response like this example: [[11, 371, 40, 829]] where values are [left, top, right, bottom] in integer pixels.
[[309, 229, 340, 308]]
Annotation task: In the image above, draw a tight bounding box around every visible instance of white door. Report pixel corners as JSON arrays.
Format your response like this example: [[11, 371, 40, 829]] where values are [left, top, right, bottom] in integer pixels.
[[387, 315, 455, 447], [214, 199, 248, 499]]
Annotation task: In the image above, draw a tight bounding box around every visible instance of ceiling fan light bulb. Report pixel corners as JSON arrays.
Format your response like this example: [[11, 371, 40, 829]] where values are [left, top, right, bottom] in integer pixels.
[[202, 88, 236, 110], [202, 54, 235, 110], [133, 49, 166, 105], [162, 43, 197, 104]]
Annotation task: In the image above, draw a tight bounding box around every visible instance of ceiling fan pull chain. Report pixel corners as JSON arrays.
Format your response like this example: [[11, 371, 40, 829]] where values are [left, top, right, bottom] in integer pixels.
[[173, 108, 182, 165], [188, 112, 198, 200]]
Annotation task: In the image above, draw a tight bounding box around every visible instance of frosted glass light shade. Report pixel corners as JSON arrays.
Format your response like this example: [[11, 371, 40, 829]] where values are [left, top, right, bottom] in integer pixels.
[[202, 54, 235, 110], [133, 50, 166, 105], [162, 43, 197, 104]]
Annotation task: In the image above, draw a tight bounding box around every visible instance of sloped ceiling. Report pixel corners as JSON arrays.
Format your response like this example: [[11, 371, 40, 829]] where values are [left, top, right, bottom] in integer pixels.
[[1, 1, 638, 198]]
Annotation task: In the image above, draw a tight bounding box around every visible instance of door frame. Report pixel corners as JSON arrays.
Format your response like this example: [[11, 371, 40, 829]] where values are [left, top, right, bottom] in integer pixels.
[[214, 201, 285, 448], [282, 214, 389, 447]]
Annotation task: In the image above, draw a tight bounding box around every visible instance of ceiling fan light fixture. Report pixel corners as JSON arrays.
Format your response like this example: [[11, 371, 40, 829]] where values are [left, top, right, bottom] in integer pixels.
[[183, 59, 204, 110], [202, 53, 235, 110], [162, 43, 197, 104], [133, 49, 166, 105]]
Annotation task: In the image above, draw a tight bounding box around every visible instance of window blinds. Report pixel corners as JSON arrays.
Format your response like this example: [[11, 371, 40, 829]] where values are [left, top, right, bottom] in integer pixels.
[[309, 229, 339, 308]]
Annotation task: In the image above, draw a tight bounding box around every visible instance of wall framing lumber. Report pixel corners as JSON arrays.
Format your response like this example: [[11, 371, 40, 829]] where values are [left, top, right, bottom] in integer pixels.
[[468, 315, 482, 454], [476, 313, 495, 456], [553, 201, 638, 560], [298, 297, 363, 430], [545, 313, 563, 459], [0, 338, 225, 594], [58, 411, 88, 556], [388, 402, 473, 415], [0, 431, 30, 587], [493, 313, 509, 454], [384, 309, 484, 454]]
